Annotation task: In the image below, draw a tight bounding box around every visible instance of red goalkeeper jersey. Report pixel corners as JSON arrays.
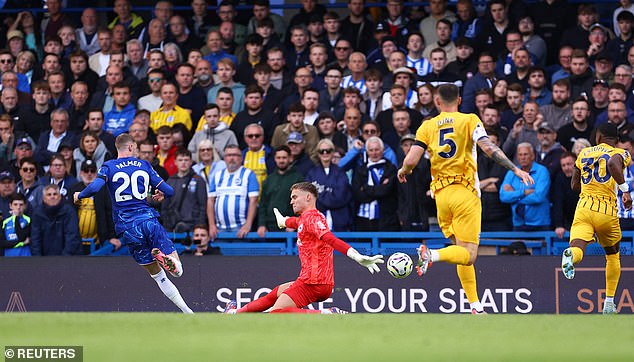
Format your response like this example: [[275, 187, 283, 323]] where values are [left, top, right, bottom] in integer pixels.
[[295, 209, 334, 285]]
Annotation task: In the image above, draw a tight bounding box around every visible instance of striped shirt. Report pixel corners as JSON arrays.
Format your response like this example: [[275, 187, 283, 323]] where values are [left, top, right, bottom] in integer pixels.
[[618, 165, 634, 218], [407, 56, 432, 77], [341, 75, 367, 95], [208, 166, 259, 230]]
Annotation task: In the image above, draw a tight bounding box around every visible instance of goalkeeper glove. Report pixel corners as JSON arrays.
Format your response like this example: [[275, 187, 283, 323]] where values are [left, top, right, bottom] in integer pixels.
[[273, 208, 288, 229], [347, 248, 384, 274], [13, 242, 24, 248]]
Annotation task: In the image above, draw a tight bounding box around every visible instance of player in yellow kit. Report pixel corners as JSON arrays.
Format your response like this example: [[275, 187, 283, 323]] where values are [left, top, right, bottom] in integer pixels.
[[398, 84, 533, 314], [562, 122, 632, 314]]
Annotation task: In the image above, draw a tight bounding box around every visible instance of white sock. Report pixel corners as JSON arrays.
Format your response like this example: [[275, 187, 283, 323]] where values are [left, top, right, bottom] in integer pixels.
[[321, 309, 333, 315], [430, 250, 440, 263], [151, 269, 193, 314], [470, 301, 483, 312], [605, 297, 614, 304]]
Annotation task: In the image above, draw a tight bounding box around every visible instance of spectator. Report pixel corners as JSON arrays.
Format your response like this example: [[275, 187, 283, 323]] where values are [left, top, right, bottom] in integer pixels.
[[47, 71, 71, 110], [352, 136, 399, 231], [504, 48, 532, 90], [536, 122, 565, 177], [252, 63, 283, 113], [72, 131, 111, 179], [0, 87, 23, 127], [76, 8, 99, 56], [419, 0, 457, 46], [474, 0, 510, 57], [279, 67, 314, 118], [88, 29, 112, 77], [340, 120, 398, 172], [69, 159, 118, 254], [184, 224, 220, 256], [207, 59, 245, 115], [551, 152, 579, 238], [568, 49, 594, 100], [525, 67, 552, 107], [551, 46, 574, 84], [559, 4, 596, 51], [194, 59, 214, 95], [103, 82, 136, 136], [257, 146, 305, 236], [109, 0, 145, 40], [0, 193, 31, 257], [482, 104, 509, 144], [88, 64, 124, 113], [162, 149, 208, 233], [84, 109, 116, 156], [422, 19, 457, 63], [318, 65, 344, 115], [500, 142, 551, 231], [0, 114, 25, 163], [315, 111, 347, 152], [500, 83, 524, 129], [341, 107, 363, 152], [241, 124, 274, 192], [381, 66, 418, 111], [571, 138, 591, 157], [38, 154, 77, 200], [301, 88, 320, 125], [364, 68, 385, 121], [150, 83, 192, 132], [446, 37, 478, 83], [330, 38, 352, 75], [0, 170, 16, 220], [236, 34, 264, 86], [202, 30, 237, 72], [34, 108, 77, 168], [519, 14, 547, 66], [308, 43, 328, 90], [285, 25, 311, 73], [342, 52, 368, 95], [137, 68, 165, 113], [155, 126, 178, 176], [16, 157, 43, 210], [382, 109, 412, 152], [271, 103, 319, 158], [67, 82, 90, 132], [540, 78, 572, 131], [478, 129, 511, 231], [16, 81, 52, 142], [188, 103, 237, 160], [175, 63, 206, 125], [419, 48, 462, 89], [30, 184, 81, 256], [613, 0, 634, 37], [286, 131, 315, 177], [503, 101, 541, 160], [396, 134, 431, 231], [207, 144, 259, 239], [125, 39, 148, 81], [557, 97, 593, 152], [414, 83, 439, 119], [617, 136, 634, 230], [231, 84, 277, 150], [192, 139, 226, 188], [376, 84, 424, 136], [247, 0, 287, 43], [138, 139, 169, 186]]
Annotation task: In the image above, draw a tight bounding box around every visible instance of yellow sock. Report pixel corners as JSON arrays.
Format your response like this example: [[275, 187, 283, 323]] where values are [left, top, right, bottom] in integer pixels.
[[457, 264, 479, 303], [437, 245, 470, 265], [605, 253, 621, 298], [570, 246, 584, 264]]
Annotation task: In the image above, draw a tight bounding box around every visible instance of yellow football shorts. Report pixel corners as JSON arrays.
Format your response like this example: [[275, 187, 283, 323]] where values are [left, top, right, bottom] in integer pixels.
[[570, 207, 621, 247], [435, 184, 481, 244]]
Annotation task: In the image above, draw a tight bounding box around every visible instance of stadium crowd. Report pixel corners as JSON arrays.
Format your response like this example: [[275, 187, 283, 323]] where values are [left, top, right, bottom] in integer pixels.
[[0, 0, 633, 256]]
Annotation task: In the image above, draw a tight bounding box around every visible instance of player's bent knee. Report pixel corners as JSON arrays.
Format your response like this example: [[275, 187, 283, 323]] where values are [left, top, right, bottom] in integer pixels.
[[570, 239, 589, 251], [604, 242, 621, 255]]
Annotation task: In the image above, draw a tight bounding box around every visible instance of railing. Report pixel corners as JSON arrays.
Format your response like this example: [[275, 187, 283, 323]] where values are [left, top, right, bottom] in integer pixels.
[[87, 231, 634, 257]]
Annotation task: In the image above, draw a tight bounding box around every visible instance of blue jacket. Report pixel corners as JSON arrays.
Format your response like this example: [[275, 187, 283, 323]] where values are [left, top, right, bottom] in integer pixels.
[[499, 162, 551, 227], [30, 202, 81, 256], [338, 144, 398, 172], [305, 164, 353, 231], [104, 103, 137, 136]]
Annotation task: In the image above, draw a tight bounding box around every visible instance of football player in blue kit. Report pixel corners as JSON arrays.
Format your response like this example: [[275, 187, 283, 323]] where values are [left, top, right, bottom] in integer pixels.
[[74, 133, 193, 314]]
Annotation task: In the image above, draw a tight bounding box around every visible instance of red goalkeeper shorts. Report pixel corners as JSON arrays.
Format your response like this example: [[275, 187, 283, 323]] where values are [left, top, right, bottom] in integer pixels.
[[283, 280, 333, 308]]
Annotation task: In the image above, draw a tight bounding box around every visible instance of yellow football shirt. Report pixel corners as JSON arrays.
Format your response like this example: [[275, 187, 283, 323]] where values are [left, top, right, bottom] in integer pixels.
[[150, 105, 193, 132], [243, 148, 267, 192], [576, 143, 631, 216], [415, 111, 487, 196], [77, 197, 98, 240]]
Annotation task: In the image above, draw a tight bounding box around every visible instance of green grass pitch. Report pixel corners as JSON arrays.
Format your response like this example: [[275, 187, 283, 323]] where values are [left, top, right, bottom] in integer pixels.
[[1, 313, 633, 361]]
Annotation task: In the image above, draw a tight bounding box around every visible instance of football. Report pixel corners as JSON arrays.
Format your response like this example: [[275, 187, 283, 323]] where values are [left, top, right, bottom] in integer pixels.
[[386, 252, 413, 279]]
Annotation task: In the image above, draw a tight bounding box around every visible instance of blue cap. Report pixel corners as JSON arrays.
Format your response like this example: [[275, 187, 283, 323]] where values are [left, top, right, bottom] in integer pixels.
[[16, 137, 33, 148], [287, 131, 304, 144], [0, 171, 15, 182]]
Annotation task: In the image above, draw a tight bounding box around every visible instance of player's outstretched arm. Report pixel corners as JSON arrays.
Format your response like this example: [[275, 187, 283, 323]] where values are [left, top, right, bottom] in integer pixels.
[[398, 143, 426, 183], [273, 208, 299, 229], [156, 180, 175, 198], [477, 136, 534, 185], [571, 166, 581, 193], [76, 177, 106, 201], [321, 232, 384, 274]]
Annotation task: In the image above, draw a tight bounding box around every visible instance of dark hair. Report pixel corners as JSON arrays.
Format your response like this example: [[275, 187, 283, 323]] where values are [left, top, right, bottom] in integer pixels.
[[245, 84, 264, 96], [156, 125, 173, 136], [253, 63, 272, 74], [290, 181, 318, 197], [598, 122, 618, 139], [437, 84, 460, 103], [560, 151, 576, 160], [175, 148, 192, 159], [176, 62, 195, 73], [8, 192, 26, 204], [288, 103, 305, 114], [204, 103, 220, 112], [275, 145, 291, 156], [217, 86, 234, 96], [19, 157, 37, 168]]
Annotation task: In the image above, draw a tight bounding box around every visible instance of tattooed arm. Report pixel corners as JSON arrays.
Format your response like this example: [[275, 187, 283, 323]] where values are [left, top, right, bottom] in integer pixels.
[[477, 136, 534, 186]]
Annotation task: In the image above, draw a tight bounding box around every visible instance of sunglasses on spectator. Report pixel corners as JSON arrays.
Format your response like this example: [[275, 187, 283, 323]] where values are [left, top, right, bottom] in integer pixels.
[[246, 134, 262, 139], [20, 167, 35, 173], [83, 169, 97, 174], [335, 47, 350, 51], [318, 149, 334, 154], [363, 129, 378, 135], [0, 59, 13, 64], [199, 148, 212, 152], [149, 77, 163, 83]]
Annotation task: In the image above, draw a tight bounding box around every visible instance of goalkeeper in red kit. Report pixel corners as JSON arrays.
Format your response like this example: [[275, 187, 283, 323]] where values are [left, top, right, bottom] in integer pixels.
[[224, 182, 384, 314]]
